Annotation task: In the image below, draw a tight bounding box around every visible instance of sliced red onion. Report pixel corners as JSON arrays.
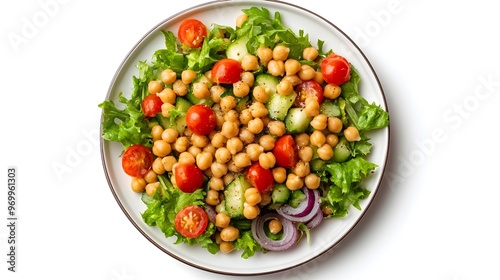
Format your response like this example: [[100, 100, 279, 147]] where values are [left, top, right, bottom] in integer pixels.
[[251, 212, 298, 251], [305, 206, 323, 229], [204, 205, 216, 224], [276, 188, 320, 223], [277, 187, 315, 217]]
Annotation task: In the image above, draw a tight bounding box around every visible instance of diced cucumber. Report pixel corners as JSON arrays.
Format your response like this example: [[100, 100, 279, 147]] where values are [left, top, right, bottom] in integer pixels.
[[288, 189, 306, 208], [226, 36, 249, 62], [235, 95, 249, 112], [224, 175, 252, 218], [271, 184, 291, 204], [255, 74, 278, 95], [332, 137, 352, 163], [186, 74, 214, 106], [285, 108, 312, 133], [175, 97, 192, 113], [310, 158, 326, 172], [141, 191, 153, 205], [320, 100, 341, 117]]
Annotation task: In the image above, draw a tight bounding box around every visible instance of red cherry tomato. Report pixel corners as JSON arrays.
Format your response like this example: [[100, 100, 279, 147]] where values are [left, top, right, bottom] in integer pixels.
[[178, 19, 208, 48], [273, 135, 299, 168], [121, 144, 153, 177], [141, 94, 163, 118], [246, 162, 274, 194], [211, 58, 242, 84], [321, 54, 351, 86], [174, 205, 208, 238], [185, 104, 217, 135], [294, 80, 324, 107], [173, 163, 204, 193]]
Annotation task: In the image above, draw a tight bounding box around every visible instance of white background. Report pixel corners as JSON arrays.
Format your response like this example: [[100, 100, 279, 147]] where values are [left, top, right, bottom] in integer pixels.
[[1, 0, 499, 279]]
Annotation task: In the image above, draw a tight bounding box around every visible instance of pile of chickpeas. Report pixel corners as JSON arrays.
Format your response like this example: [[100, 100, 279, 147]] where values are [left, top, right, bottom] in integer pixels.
[[130, 14, 362, 254]]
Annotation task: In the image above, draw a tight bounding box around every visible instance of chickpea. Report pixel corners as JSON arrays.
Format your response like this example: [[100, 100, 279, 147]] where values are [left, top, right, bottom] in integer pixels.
[[178, 151, 195, 165], [259, 192, 272, 207], [298, 146, 314, 162], [267, 120, 286, 137], [344, 126, 361, 142], [284, 58, 301, 76], [324, 83, 342, 99], [240, 71, 255, 87], [210, 85, 226, 103], [293, 161, 310, 178], [244, 188, 262, 206], [286, 173, 304, 191], [148, 80, 164, 94], [249, 102, 268, 118], [215, 147, 231, 164], [233, 80, 250, 98], [313, 71, 324, 84], [172, 79, 188, 96], [223, 173, 234, 186], [309, 130, 326, 147], [152, 157, 166, 175], [317, 143, 334, 161], [209, 177, 224, 191], [191, 134, 209, 148], [247, 118, 264, 134], [192, 82, 210, 99], [151, 124, 164, 141], [268, 219, 283, 234], [224, 110, 239, 123], [326, 134, 339, 147], [227, 159, 244, 173], [259, 152, 276, 169], [310, 114, 328, 130], [276, 79, 293, 96], [157, 88, 176, 104], [211, 132, 227, 148], [181, 69, 197, 84], [220, 95, 237, 112], [298, 64, 316, 81], [220, 226, 239, 242], [239, 127, 255, 144], [205, 189, 220, 206], [173, 136, 189, 153], [243, 204, 260, 220], [153, 140, 171, 157], [267, 60, 285, 76], [131, 177, 146, 193], [233, 152, 251, 168], [304, 96, 320, 117], [327, 117, 343, 133], [295, 133, 310, 147], [211, 162, 228, 178], [246, 143, 264, 162], [259, 134, 275, 151], [252, 85, 269, 103], [161, 69, 177, 84], [241, 54, 259, 71], [226, 137, 243, 155], [161, 103, 175, 118], [282, 74, 302, 86], [302, 47, 319, 61], [273, 45, 290, 61], [145, 182, 160, 196], [322, 205, 334, 216], [305, 173, 321, 189], [239, 109, 253, 125], [257, 46, 273, 66], [219, 241, 235, 254], [196, 151, 213, 170], [161, 128, 179, 143], [162, 156, 177, 171], [272, 167, 287, 183], [143, 169, 158, 183], [215, 212, 231, 228], [236, 14, 248, 27], [221, 121, 239, 139]]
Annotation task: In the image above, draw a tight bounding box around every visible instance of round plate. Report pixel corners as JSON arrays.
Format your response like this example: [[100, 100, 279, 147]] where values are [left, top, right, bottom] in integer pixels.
[[101, 0, 390, 276]]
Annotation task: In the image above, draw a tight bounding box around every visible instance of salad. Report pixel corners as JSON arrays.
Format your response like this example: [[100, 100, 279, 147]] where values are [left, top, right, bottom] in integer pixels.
[[99, 7, 389, 258]]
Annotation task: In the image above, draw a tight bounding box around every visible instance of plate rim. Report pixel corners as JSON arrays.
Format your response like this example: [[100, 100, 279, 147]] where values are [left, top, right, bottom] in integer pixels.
[[100, 0, 391, 276]]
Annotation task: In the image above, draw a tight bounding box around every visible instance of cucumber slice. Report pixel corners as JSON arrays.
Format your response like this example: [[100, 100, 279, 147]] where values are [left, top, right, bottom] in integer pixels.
[[271, 184, 291, 204], [255, 74, 278, 95], [175, 97, 192, 113], [285, 108, 312, 133], [332, 137, 352, 163], [226, 36, 249, 62], [224, 175, 252, 218], [319, 100, 341, 117]]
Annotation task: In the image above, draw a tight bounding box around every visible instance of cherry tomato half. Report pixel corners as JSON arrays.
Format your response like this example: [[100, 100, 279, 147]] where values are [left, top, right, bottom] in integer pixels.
[[141, 94, 163, 118], [273, 135, 299, 168], [294, 80, 324, 107], [321, 54, 351, 86], [211, 58, 243, 84], [246, 162, 274, 194], [178, 19, 208, 48], [121, 144, 153, 177], [173, 163, 204, 193], [174, 205, 209, 239], [185, 104, 217, 135]]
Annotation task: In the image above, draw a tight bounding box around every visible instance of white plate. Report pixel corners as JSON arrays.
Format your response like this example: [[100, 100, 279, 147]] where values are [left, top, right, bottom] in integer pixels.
[[101, 0, 390, 275]]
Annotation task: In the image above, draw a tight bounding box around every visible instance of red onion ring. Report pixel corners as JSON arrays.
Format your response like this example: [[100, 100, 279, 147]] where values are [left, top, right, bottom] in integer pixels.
[[277, 187, 315, 217], [276, 188, 321, 223], [251, 212, 298, 251], [305, 206, 323, 229], [204, 205, 217, 224]]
